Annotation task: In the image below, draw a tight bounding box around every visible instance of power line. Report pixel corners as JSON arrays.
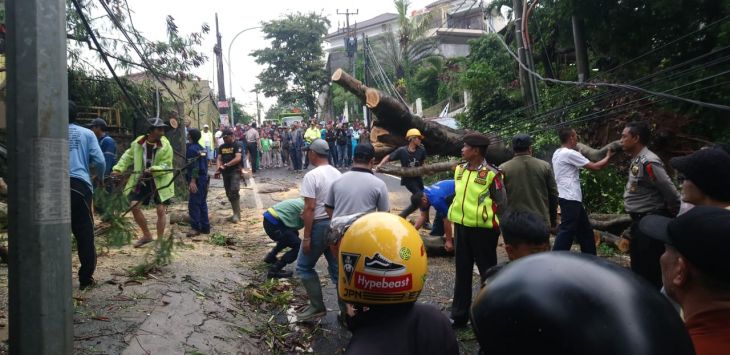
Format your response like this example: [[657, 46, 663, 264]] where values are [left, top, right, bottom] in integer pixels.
[[487, 21, 730, 111]]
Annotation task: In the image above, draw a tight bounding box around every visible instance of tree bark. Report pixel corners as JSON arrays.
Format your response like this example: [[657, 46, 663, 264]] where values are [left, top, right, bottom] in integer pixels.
[[332, 69, 513, 165], [577, 140, 622, 161], [377, 161, 459, 177]]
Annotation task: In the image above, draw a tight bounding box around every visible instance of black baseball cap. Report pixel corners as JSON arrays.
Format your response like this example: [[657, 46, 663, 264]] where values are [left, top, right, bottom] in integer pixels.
[[89, 117, 108, 129], [512, 133, 532, 151], [640, 206, 730, 284], [353, 143, 375, 161], [671, 148, 730, 202], [221, 129, 234, 137]]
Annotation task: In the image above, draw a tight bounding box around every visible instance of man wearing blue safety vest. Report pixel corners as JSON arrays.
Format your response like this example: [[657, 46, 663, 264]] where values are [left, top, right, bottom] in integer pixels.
[[447, 132, 506, 328]]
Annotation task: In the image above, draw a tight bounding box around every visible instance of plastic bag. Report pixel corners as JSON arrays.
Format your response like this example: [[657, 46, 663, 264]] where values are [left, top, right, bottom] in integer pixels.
[[326, 212, 367, 245]]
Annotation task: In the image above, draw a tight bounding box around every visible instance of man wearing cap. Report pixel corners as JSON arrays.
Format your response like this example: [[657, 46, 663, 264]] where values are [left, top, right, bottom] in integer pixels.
[[552, 127, 614, 255], [215, 129, 244, 223], [89, 118, 117, 181], [245, 123, 260, 174], [640, 206, 730, 355], [69, 101, 106, 289], [376, 128, 428, 220], [670, 147, 730, 210], [199, 124, 215, 167], [325, 143, 389, 219], [499, 133, 558, 231], [112, 118, 174, 248], [185, 128, 210, 237], [620, 121, 680, 289], [447, 132, 506, 328], [296, 139, 342, 321]]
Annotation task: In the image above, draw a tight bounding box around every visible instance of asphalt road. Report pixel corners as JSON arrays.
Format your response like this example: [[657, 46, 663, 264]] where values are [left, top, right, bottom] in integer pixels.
[[240, 163, 488, 353]]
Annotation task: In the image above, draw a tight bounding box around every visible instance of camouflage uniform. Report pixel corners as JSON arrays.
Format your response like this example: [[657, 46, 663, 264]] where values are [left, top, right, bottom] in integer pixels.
[[624, 147, 680, 289]]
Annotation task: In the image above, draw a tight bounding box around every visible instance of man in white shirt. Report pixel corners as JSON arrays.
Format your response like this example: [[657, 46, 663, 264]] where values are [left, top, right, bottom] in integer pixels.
[[552, 127, 613, 254], [296, 139, 342, 322]]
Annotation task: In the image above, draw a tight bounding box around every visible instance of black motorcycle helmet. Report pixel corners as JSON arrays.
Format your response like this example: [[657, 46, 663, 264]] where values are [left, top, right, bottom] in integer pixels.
[[470, 252, 694, 355]]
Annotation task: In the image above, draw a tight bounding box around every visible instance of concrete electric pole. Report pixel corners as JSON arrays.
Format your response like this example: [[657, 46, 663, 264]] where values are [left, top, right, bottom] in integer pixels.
[[7, 0, 73, 353]]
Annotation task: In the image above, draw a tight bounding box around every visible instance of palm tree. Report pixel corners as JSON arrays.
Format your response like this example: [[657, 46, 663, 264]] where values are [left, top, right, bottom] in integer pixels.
[[372, 0, 440, 101]]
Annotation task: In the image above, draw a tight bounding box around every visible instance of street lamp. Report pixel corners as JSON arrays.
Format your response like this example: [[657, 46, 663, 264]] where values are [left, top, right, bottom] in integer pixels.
[[227, 26, 260, 125]]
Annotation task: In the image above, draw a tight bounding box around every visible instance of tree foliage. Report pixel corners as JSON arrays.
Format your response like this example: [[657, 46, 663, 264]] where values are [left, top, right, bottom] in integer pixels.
[[373, 0, 439, 100], [251, 13, 331, 115], [66, 0, 211, 126]]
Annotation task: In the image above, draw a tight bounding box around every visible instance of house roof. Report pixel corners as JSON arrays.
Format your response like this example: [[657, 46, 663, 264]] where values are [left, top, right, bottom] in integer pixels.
[[325, 13, 399, 40], [425, 0, 454, 9]]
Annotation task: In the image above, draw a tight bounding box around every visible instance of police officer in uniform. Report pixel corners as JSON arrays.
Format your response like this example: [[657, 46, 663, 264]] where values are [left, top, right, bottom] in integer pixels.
[[447, 132, 506, 327], [620, 121, 680, 289]]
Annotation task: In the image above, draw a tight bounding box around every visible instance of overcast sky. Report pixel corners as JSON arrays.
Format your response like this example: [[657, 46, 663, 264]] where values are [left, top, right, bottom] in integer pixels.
[[123, 0, 432, 113]]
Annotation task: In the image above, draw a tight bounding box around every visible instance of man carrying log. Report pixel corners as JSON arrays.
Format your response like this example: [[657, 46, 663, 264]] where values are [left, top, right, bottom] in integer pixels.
[[111, 118, 174, 248], [376, 128, 428, 221], [447, 132, 506, 328]]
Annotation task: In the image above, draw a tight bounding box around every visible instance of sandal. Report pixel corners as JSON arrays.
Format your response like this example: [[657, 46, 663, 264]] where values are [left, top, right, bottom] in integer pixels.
[[133, 238, 154, 248]]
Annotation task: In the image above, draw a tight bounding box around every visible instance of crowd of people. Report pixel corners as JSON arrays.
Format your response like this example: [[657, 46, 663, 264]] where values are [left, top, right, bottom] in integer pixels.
[[67, 104, 729, 354], [194, 119, 370, 174]]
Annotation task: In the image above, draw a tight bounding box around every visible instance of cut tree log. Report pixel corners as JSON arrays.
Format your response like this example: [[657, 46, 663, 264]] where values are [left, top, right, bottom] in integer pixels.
[[578, 140, 622, 161], [377, 161, 459, 177], [332, 69, 513, 165]]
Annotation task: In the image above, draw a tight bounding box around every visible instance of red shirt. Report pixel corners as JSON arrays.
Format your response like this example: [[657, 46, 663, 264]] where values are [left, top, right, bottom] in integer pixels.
[[686, 309, 730, 355]]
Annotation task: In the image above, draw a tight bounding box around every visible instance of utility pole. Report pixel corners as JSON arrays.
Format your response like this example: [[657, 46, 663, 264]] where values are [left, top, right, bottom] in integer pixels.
[[337, 9, 359, 73], [7, 0, 73, 353], [214, 14, 229, 126], [255, 90, 261, 125], [362, 33, 370, 128], [572, 15, 589, 82], [512, 0, 538, 110]]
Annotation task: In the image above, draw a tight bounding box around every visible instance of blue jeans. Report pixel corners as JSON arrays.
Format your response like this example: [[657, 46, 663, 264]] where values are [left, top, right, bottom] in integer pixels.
[[188, 178, 210, 233], [553, 198, 596, 254], [336, 144, 348, 166], [296, 219, 338, 284]]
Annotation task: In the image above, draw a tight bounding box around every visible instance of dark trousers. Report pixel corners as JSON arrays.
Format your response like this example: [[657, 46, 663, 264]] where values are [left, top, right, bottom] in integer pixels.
[[336, 144, 348, 167], [291, 148, 302, 170], [451, 224, 500, 324], [400, 178, 426, 218], [263, 219, 301, 264], [553, 198, 596, 255], [246, 142, 258, 173], [222, 170, 240, 202], [71, 178, 96, 286], [328, 142, 337, 165], [630, 211, 670, 289], [281, 147, 290, 166], [303, 146, 310, 169], [188, 178, 210, 233]]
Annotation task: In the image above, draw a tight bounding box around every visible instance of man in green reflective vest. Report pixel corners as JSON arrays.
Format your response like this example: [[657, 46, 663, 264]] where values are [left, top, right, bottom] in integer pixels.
[[447, 132, 506, 328]]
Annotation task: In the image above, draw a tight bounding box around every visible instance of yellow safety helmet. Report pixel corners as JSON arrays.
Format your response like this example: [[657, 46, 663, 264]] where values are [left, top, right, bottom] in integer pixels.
[[406, 128, 424, 140], [338, 212, 428, 305]]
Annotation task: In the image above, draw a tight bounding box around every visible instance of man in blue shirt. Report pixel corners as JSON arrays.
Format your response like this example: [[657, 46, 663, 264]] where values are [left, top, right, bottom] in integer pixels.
[[89, 118, 116, 194], [68, 101, 106, 290], [406, 179, 455, 252], [186, 129, 210, 237]]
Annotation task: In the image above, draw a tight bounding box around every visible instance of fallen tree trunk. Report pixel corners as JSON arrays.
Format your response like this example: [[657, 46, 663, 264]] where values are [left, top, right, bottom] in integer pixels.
[[578, 140, 622, 161], [377, 161, 459, 177], [332, 69, 513, 165], [589, 213, 632, 235]]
